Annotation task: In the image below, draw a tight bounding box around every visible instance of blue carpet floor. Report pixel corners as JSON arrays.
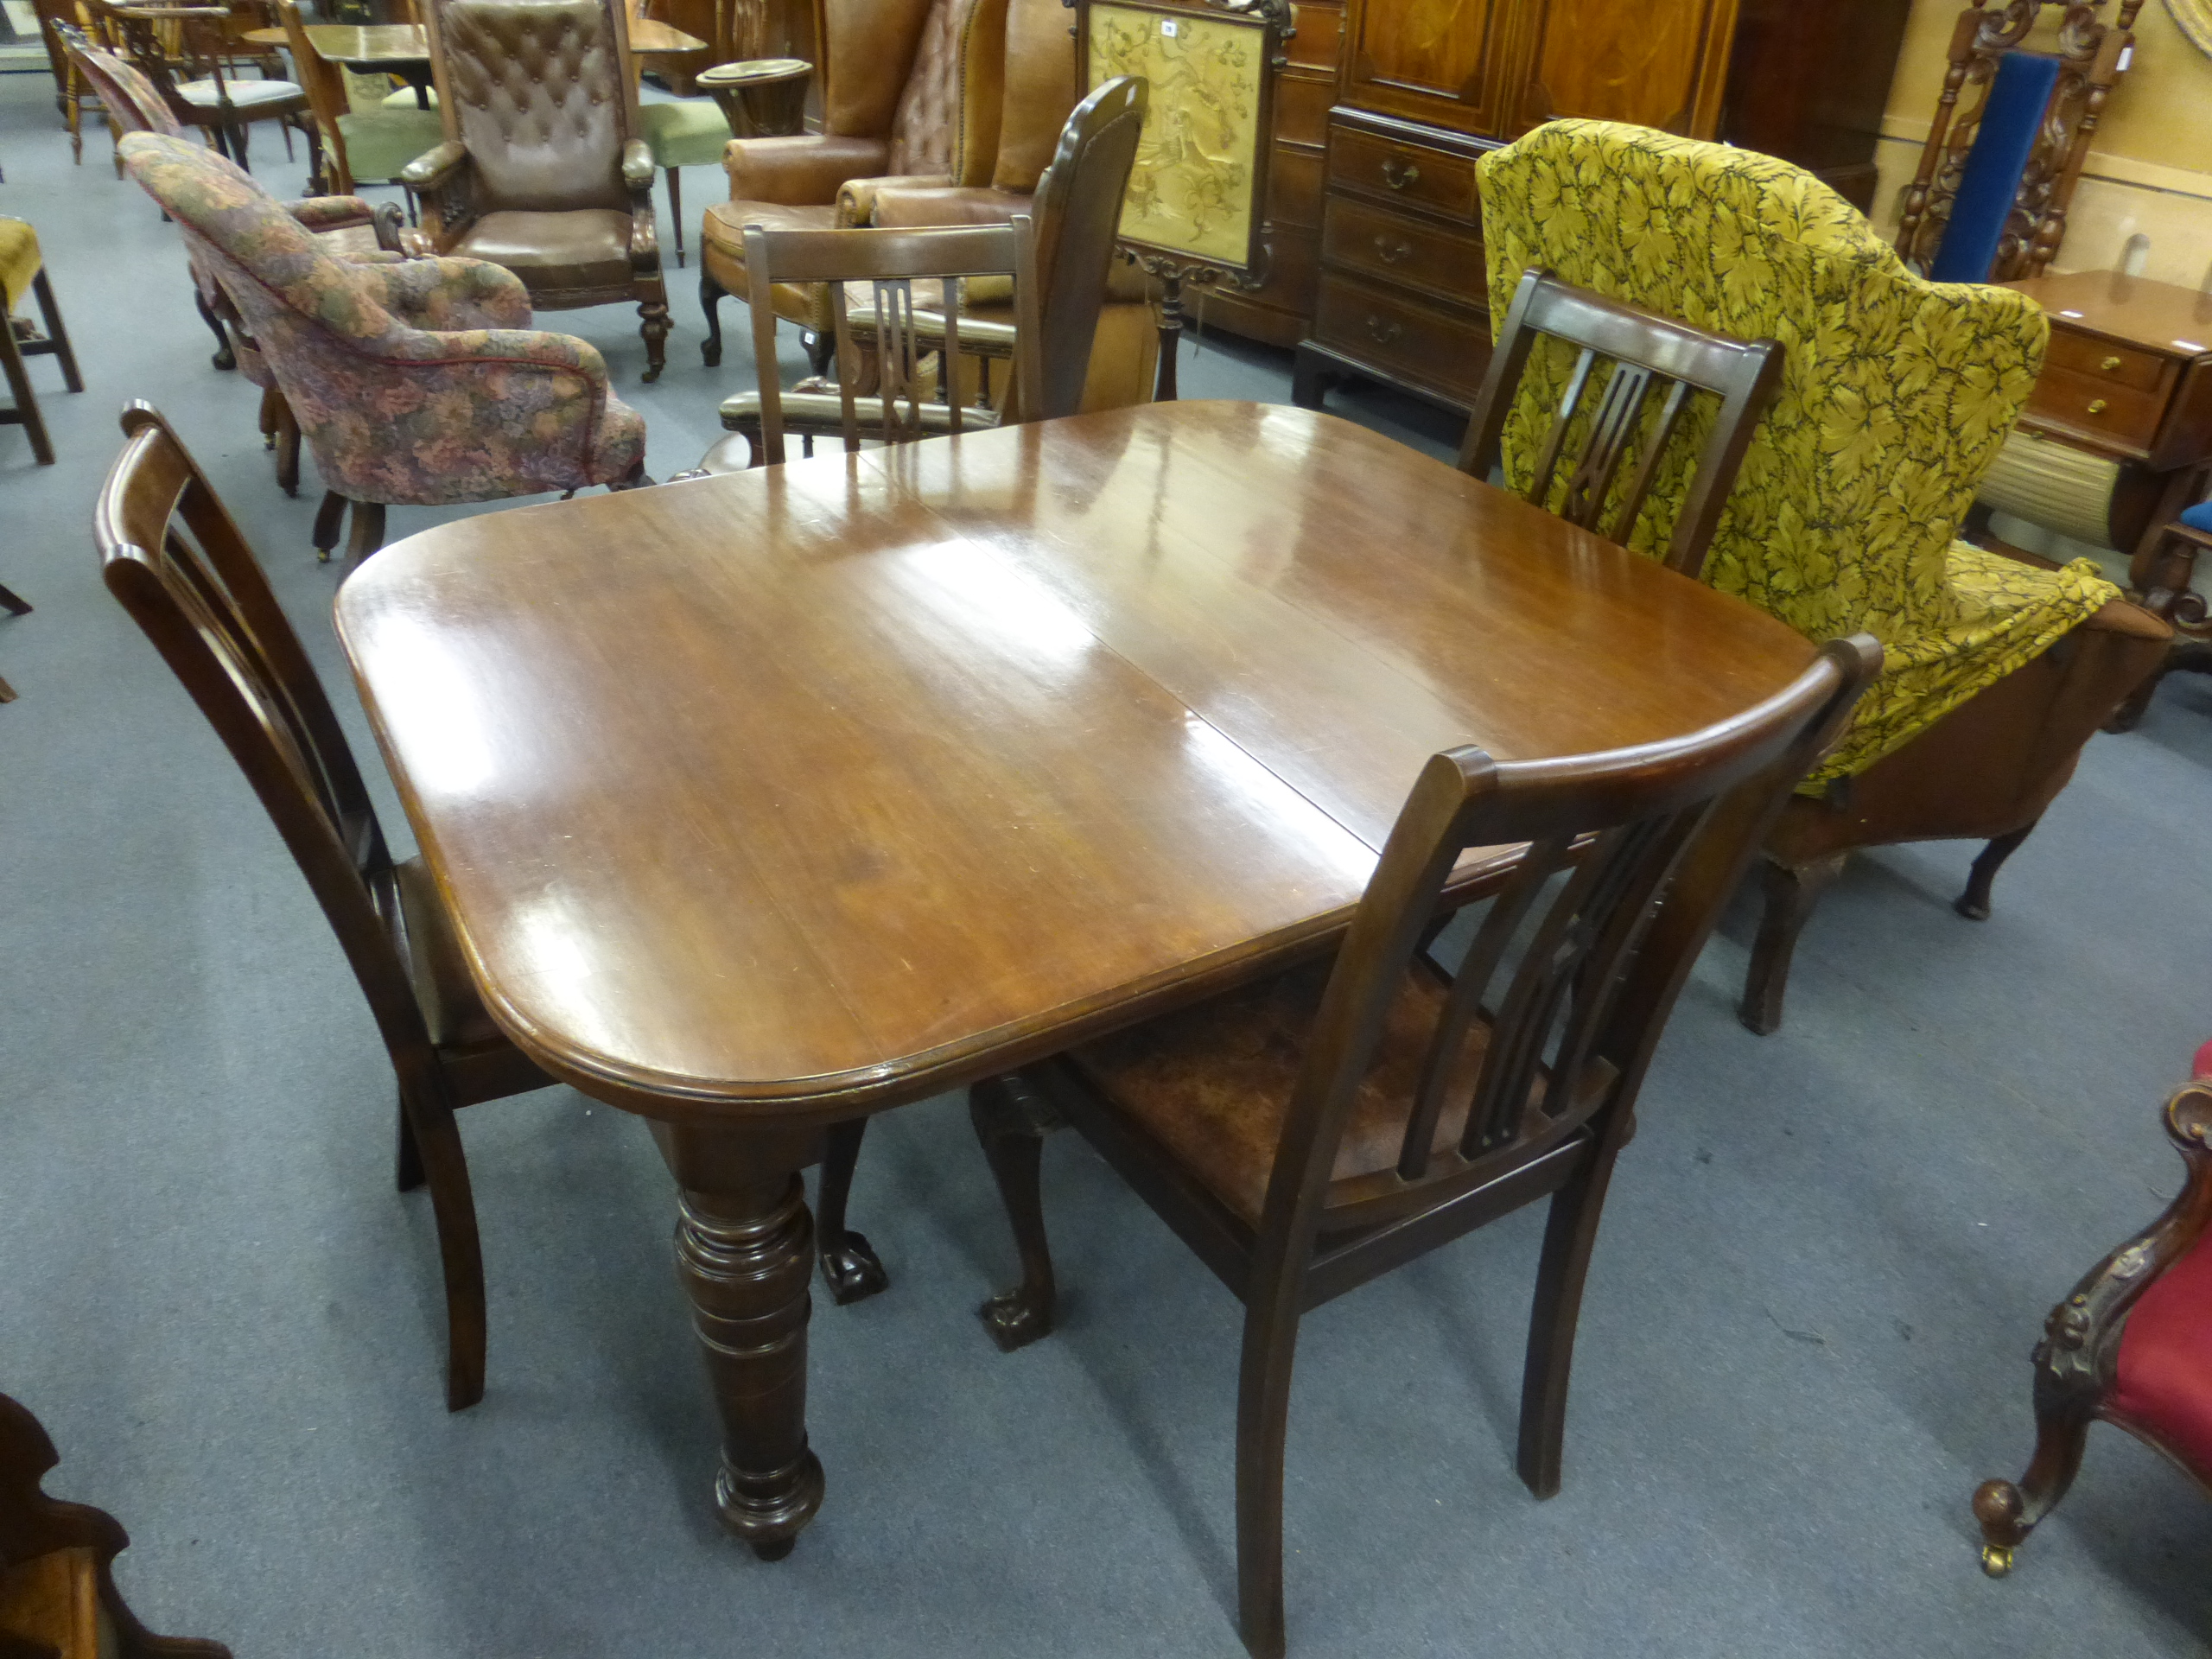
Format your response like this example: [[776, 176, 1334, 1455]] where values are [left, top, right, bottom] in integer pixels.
[[2, 67, 2207, 1659]]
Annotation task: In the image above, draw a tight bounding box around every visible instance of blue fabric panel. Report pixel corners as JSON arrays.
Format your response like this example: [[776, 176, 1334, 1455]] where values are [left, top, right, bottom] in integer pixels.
[[2182, 499, 2212, 533], [1928, 51, 2063, 284]]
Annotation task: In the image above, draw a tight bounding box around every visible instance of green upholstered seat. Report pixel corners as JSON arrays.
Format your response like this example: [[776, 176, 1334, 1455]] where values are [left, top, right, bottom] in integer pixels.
[[381, 85, 436, 110], [638, 98, 730, 169]]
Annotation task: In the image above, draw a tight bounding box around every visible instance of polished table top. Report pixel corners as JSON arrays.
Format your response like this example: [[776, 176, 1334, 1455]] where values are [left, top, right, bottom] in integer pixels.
[[337, 403, 1816, 1124], [242, 17, 704, 60]]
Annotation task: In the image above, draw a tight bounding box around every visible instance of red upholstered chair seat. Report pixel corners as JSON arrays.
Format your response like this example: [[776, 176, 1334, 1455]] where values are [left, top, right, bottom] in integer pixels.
[[2111, 1229, 2212, 1481]]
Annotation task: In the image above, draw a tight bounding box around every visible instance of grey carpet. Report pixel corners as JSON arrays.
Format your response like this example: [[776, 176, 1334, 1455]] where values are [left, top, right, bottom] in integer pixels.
[[2, 67, 2208, 1659]]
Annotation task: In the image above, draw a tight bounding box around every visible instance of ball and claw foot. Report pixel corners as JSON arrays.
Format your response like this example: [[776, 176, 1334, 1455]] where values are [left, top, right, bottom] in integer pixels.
[[818, 1231, 887, 1305], [1980, 1543, 2014, 1578], [978, 1287, 1053, 1353]]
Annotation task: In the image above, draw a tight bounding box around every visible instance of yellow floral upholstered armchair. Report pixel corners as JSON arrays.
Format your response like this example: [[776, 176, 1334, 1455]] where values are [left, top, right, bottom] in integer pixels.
[[1477, 121, 2169, 1033]]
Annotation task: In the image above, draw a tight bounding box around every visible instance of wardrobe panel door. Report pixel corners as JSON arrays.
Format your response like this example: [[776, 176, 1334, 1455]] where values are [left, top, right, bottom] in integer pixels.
[[1341, 0, 1516, 136], [1512, 0, 1737, 136]]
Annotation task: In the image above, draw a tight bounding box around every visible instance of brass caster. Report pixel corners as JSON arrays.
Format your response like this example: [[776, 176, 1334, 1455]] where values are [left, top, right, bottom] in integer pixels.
[[1980, 1544, 2014, 1579]]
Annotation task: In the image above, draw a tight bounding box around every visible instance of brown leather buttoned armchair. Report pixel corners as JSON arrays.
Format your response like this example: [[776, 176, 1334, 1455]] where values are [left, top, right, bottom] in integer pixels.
[[697, 0, 1011, 371], [405, 0, 671, 380]]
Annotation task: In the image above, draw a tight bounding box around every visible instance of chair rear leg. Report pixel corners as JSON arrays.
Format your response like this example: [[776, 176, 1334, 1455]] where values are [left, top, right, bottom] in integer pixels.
[[195, 287, 236, 370], [970, 1072, 1059, 1351], [0, 313, 53, 467], [1516, 1138, 1624, 1499], [397, 1079, 486, 1410], [312, 491, 347, 562], [1955, 819, 2038, 921], [815, 1118, 887, 1304], [699, 269, 724, 367], [1235, 1293, 1303, 1659], [30, 272, 81, 393], [1972, 1399, 2092, 1576], [1738, 852, 1847, 1036], [667, 168, 684, 268]]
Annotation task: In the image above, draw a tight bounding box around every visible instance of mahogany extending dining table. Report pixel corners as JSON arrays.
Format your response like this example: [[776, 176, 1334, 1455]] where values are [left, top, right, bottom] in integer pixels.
[[334, 401, 1818, 1556]]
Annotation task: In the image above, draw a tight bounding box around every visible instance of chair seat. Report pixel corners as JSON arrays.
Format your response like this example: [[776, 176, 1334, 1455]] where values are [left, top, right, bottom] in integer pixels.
[[0, 218, 40, 314], [452, 209, 632, 293], [393, 856, 506, 1051], [336, 108, 445, 184], [1070, 958, 1494, 1224], [701, 197, 836, 261], [2110, 1227, 2212, 1481], [718, 386, 1002, 435], [639, 98, 731, 169], [175, 75, 306, 111]]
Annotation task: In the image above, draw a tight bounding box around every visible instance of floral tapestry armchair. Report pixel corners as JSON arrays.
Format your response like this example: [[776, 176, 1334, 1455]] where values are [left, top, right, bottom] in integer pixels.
[[121, 131, 648, 563], [1476, 121, 2169, 1033]]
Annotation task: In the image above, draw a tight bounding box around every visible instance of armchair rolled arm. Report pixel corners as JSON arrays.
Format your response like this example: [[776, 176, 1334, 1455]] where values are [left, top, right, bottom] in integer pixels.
[[621, 137, 654, 190], [287, 194, 379, 232], [352, 256, 534, 332], [401, 141, 468, 190], [724, 134, 891, 207], [839, 175, 965, 228]]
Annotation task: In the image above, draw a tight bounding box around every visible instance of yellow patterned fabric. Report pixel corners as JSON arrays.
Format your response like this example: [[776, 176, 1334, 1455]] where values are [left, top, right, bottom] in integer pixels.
[[1477, 121, 2119, 783], [0, 219, 41, 315]]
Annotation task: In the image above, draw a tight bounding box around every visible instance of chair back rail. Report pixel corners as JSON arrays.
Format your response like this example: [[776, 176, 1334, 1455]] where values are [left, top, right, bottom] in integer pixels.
[[742, 217, 1040, 465], [1026, 74, 1144, 420], [1459, 269, 1783, 578], [275, 0, 353, 181], [93, 404, 430, 1063], [1268, 633, 1881, 1241]]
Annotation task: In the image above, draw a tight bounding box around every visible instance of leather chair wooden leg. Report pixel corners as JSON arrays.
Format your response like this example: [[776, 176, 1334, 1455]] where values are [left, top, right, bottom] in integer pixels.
[[639, 294, 670, 383], [814, 1119, 887, 1303], [700, 267, 725, 367]]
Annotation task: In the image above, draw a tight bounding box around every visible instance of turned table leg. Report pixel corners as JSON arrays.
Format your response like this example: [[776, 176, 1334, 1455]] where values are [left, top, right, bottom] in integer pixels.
[[653, 1122, 826, 1559]]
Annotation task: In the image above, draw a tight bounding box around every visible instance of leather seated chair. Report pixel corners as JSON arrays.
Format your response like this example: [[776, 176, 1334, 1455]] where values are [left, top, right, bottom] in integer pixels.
[[1974, 1071, 2212, 1575], [699, 74, 1147, 470], [404, 0, 671, 380], [1475, 120, 2171, 1034], [696, 0, 1014, 374], [123, 130, 650, 563]]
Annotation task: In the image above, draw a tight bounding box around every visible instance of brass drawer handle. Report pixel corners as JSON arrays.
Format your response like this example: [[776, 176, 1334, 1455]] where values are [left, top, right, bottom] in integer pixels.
[[2101, 355, 2124, 372], [1365, 315, 1403, 345], [1375, 234, 1413, 264], [1380, 156, 1421, 190], [2088, 398, 2109, 415]]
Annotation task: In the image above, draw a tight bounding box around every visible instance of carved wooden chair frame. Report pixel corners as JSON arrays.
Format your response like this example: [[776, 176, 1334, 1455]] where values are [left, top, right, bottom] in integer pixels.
[[1894, 0, 2144, 283]]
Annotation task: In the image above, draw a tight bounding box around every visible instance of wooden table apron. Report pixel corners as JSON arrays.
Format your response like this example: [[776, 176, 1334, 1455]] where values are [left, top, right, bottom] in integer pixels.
[[334, 401, 1816, 1554]]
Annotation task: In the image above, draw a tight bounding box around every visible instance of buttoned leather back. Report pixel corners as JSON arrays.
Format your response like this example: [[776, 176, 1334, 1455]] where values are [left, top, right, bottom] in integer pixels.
[[433, 0, 632, 213], [990, 0, 1073, 194], [817, 0, 935, 137]]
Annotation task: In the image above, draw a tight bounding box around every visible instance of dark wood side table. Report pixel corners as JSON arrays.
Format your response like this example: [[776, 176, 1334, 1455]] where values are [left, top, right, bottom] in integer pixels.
[[2002, 271, 2212, 723]]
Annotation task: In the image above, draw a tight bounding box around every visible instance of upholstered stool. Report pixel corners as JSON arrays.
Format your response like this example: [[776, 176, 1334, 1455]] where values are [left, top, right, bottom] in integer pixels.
[[638, 98, 733, 268], [0, 219, 85, 467]]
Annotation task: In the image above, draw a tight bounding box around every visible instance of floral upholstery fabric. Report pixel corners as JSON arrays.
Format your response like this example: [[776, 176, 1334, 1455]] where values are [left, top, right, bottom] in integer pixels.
[[121, 131, 645, 505], [1478, 121, 2119, 783]]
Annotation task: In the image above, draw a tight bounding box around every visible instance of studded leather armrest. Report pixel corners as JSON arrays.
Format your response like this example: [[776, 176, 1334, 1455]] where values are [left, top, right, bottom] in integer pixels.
[[621, 137, 654, 190], [401, 141, 467, 190]]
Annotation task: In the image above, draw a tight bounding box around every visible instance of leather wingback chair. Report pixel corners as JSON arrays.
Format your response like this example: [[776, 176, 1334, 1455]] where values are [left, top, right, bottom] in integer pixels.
[[1475, 120, 2170, 1034], [854, 16, 1158, 412], [696, 0, 1013, 371], [123, 131, 649, 563], [404, 0, 671, 380]]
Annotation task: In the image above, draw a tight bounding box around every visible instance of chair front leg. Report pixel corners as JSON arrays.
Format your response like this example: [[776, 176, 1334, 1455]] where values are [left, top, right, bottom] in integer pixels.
[[30, 270, 82, 393], [700, 267, 725, 367], [396, 1068, 487, 1412], [970, 1072, 1061, 1351], [1517, 1133, 1620, 1499], [815, 1118, 888, 1303], [312, 491, 348, 562], [1236, 1285, 1305, 1659], [639, 289, 670, 383], [667, 166, 684, 267], [194, 284, 236, 370]]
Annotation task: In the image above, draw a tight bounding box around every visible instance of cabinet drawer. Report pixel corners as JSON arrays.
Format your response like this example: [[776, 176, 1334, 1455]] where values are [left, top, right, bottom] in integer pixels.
[[1326, 127, 1479, 224], [1313, 271, 1490, 403], [2043, 328, 2171, 396], [2024, 365, 2166, 454], [1322, 195, 1484, 308]]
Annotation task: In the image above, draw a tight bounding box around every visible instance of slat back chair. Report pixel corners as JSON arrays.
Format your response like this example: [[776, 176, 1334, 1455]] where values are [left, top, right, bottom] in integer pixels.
[[1459, 268, 1783, 577], [973, 633, 1880, 1659], [89, 0, 312, 170], [94, 402, 549, 1414], [740, 218, 1041, 467]]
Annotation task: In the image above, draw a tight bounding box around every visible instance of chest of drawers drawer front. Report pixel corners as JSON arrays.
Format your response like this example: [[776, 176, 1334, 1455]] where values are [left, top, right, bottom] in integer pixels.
[[1327, 127, 1479, 223], [1314, 270, 1491, 404], [2044, 329, 2173, 395], [1322, 195, 1484, 307], [2024, 364, 2167, 454]]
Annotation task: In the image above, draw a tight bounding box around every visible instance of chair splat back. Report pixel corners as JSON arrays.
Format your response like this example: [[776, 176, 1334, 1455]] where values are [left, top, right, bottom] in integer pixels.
[[94, 404, 423, 1053], [1274, 634, 1878, 1232], [1459, 269, 1783, 577], [741, 218, 1040, 466]]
